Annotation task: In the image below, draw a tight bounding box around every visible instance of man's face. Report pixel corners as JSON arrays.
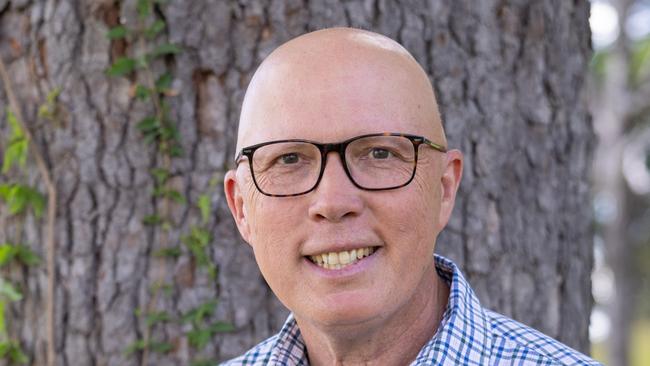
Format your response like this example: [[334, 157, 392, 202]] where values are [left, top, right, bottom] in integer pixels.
[[225, 30, 462, 330]]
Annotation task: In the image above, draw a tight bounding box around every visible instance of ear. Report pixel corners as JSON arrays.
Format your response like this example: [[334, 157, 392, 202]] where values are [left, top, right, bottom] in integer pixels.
[[224, 168, 251, 244], [437, 149, 463, 230]]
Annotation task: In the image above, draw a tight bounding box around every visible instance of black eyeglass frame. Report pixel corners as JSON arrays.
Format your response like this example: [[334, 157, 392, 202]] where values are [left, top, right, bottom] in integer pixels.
[[235, 132, 447, 197]]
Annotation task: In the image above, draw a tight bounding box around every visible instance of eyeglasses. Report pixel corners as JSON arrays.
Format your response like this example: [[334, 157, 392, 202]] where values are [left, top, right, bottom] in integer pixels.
[[235, 132, 447, 197]]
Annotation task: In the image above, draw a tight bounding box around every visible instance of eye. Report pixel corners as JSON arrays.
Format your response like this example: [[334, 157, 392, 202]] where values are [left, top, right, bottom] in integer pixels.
[[279, 153, 300, 164], [371, 148, 392, 159]]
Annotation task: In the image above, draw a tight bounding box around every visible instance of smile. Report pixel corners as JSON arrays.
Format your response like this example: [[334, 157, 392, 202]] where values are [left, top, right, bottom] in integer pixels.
[[308, 247, 377, 270]]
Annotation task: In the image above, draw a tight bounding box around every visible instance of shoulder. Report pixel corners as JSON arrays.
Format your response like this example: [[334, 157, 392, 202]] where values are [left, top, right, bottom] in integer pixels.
[[485, 310, 603, 366], [219, 335, 277, 366]]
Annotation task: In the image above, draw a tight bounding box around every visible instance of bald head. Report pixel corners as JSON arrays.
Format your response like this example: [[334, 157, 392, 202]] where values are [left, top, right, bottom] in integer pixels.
[[237, 27, 446, 153]]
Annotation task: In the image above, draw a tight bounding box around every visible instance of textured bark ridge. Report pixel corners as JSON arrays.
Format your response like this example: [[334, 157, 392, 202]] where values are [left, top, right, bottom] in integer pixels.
[[0, 0, 593, 364]]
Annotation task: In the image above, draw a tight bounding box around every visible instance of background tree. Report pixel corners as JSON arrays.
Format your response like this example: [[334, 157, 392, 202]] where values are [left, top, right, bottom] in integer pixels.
[[0, 0, 594, 365], [589, 0, 650, 365]]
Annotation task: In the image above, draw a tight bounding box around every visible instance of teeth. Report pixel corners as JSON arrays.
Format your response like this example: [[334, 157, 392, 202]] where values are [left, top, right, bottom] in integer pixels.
[[309, 247, 376, 270], [339, 251, 350, 265]]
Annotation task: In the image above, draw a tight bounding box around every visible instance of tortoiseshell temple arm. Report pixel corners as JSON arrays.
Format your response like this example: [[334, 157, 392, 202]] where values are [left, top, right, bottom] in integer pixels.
[[423, 139, 447, 153]]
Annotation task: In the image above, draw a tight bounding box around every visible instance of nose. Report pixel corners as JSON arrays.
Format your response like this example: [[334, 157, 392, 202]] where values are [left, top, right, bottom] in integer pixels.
[[308, 152, 364, 222]]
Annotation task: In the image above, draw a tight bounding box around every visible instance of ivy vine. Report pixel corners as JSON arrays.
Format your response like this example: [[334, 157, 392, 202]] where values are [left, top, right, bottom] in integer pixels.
[[1, 40, 65, 364], [0, 111, 44, 365], [105, 0, 232, 364]]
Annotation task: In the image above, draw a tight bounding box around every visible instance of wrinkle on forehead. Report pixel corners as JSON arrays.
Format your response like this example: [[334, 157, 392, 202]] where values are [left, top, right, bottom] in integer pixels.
[[236, 27, 446, 154]]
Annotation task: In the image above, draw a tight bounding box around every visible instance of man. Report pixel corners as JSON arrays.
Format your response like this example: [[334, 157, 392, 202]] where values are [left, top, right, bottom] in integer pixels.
[[223, 27, 599, 365]]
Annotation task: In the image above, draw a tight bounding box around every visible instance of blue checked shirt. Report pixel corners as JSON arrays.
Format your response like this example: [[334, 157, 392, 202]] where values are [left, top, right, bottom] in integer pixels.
[[221, 255, 601, 365]]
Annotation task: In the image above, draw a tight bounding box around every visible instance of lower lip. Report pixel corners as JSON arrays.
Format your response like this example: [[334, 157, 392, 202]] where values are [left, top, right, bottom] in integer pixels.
[[304, 248, 381, 278]]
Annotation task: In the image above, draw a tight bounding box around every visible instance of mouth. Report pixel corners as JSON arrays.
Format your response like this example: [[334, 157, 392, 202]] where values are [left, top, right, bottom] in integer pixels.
[[307, 247, 378, 270]]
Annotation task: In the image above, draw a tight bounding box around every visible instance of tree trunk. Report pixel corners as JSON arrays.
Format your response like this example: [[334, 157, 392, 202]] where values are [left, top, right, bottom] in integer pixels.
[[0, 0, 594, 364]]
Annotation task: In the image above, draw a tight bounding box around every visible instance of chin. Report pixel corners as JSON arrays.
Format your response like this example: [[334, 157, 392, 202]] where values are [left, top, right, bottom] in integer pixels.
[[304, 294, 387, 329]]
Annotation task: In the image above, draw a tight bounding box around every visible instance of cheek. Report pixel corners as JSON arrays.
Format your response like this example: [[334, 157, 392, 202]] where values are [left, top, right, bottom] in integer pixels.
[[377, 173, 442, 276], [244, 195, 304, 275], [410, 170, 442, 227]]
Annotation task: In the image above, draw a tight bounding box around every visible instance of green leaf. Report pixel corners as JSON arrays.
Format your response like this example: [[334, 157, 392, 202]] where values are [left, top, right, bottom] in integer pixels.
[[0, 184, 11, 200], [107, 25, 128, 40], [207, 264, 218, 279], [182, 300, 217, 325], [0, 244, 42, 267], [142, 214, 163, 226], [0, 279, 22, 302], [136, 0, 151, 19], [187, 327, 211, 349], [153, 247, 182, 258], [145, 311, 171, 327], [136, 116, 159, 133], [146, 20, 166, 39], [149, 341, 173, 354], [2, 110, 28, 174], [2, 139, 28, 174], [27, 188, 46, 218], [3, 185, 45, 217], [0, 301, 5, 334], [6, 110, 24, 138], [150, 168, 170, 185], [150, 43, 182, 58], [197, 194, 211, 224], [38, 87, 61, 120], [181, 227, 215, 277], [106, 57, 137, 77], [7, 185, 28, 215], [0, 244, 17, 267], [124, 339, 146, 356], [0, 341, 28, 364], [135, 85, 151, 101], [155, 72, 173, 91], [161, 222, 172, 231], [151, 281, 175, 297], [186, 321, 234, 349], [159, 125, 178, 141], [193, 227, 211, 246], [15, 245, 40, 266], [162, 189, 186, 204], [46, 88, 61, 104], [168, 145, 183, 157], [38, 105, 52, 119]]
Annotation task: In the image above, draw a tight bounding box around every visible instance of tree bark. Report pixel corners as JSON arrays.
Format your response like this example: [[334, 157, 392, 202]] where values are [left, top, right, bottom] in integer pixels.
[[0, 0, 594, 364]]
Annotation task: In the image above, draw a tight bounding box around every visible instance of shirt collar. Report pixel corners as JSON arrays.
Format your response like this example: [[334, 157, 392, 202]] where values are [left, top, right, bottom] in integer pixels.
[[268, 313, 307, 365], [413, 255, 492, 365], [267, 255, 493, 365]]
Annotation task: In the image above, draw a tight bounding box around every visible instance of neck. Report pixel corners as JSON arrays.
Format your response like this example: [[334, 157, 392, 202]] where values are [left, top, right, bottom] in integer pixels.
[[296, 267, 450, 366]]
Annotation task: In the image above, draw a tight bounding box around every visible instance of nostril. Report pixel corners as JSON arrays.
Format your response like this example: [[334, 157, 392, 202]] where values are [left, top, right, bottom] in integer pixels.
[[310, 196, 362, 222]]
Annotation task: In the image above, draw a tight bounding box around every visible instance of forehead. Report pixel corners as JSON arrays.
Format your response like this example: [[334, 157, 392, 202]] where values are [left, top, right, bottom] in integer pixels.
[[237, 32, 441, 148]]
